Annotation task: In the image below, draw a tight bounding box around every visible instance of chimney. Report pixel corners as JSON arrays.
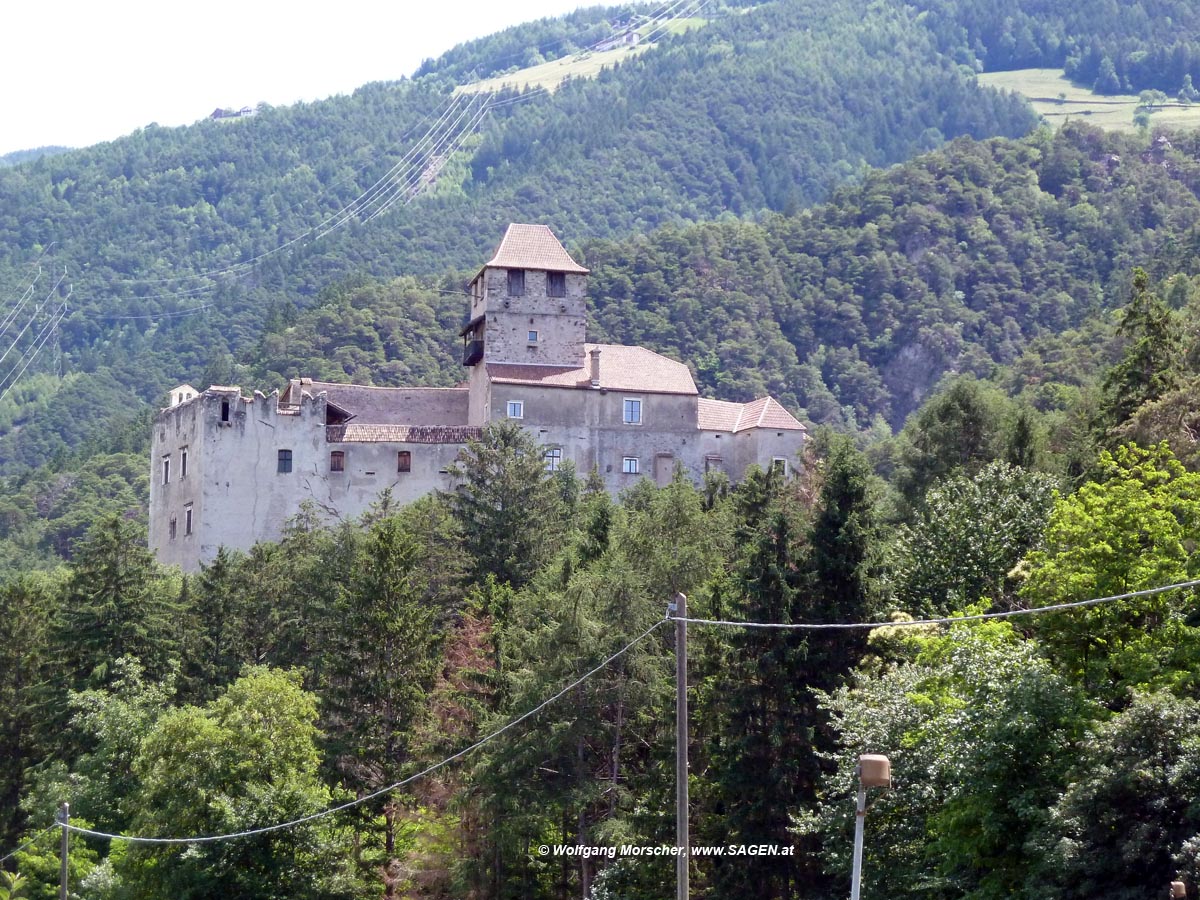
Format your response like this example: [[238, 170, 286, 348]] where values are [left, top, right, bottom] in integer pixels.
[[589, 349, 601, 387]]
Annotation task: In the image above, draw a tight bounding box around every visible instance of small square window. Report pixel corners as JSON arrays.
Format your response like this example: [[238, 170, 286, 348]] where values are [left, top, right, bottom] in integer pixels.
[[507, 400, 524, 419], [184, 505, 193, 536], [772, 457, 789, 476], [547, 272, 566, 298], [508, 268, 525, 296], [544, 447, 562, 472], [622, 457, 640, 475], [161, 456, 171, 485], [528, 330, 539, 342], [705, 456, 724, 473], [277, 449, 293, 474], [398, 451, 411, 473], [330, 450, 345, 472], [623, 398, 642, 425]]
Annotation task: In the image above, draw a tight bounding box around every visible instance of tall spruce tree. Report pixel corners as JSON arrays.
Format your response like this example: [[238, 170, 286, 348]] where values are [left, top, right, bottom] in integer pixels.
[[321, 513, 440, 882], [707, 468, 812, 899], [1102, 267, 1182, 429], [54, 515, 177, 689], [445, 421, 564, 590]]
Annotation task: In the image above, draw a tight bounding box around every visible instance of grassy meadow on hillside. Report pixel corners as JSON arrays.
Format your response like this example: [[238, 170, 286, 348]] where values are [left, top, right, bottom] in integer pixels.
[[980, 68, 1200, 133]]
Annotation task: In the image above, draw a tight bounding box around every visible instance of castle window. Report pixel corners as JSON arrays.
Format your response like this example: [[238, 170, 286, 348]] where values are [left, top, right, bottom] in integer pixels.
[[623, 398, 642, 425], [507, 400, 524, 419], [772, 457, 789, 476], [398, 451, 411, 473], [547, 271, 566, 298], [507, 269, 525, 296], [277, 449, 293, 473], [705, 455, 723, 473], [180, 448, 188, 478], [528, 330, 539, 343], [330, 450, 345, 472], [622, 457, 640, 475], [184, 505, 193, 536], [544, 447, 562, 472], [221, 400, 230, 422], [169, 516, 177, 540], [161, 456, 171, 485]]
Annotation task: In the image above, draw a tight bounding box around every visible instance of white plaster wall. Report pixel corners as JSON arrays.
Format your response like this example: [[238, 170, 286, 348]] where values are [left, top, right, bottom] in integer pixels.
[[149, 396, 204, 569]]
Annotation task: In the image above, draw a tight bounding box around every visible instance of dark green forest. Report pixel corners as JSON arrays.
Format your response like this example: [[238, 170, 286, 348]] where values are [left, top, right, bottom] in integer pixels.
[[6, 0, 1200, 896]]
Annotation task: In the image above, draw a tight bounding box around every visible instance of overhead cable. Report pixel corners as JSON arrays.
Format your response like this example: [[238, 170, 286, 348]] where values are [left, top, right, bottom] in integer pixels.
[[673, 578, 1200, 631], [64, 620, 667, 845], [0, 824, 58, 865]]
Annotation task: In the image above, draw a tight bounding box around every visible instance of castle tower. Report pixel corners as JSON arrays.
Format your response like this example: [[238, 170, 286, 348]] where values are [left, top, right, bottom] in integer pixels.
[[462, 224, 589, 424]]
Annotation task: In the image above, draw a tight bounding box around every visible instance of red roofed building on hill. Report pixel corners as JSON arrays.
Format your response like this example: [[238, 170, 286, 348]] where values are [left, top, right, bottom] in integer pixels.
[[150, 225, 806, 570]]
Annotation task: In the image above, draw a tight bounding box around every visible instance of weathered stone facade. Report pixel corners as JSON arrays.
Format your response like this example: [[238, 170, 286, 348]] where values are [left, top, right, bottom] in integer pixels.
[[149, 224, 806, 571]]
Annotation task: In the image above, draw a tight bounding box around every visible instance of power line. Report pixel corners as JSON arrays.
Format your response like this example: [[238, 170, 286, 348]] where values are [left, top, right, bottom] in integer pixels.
[[98, 304, 216, 321], [0, 824, 57, 865], [64, 620, 667, 846], [0, 273, 65, 371], [673, 578, 1200, 631], [0, 297, 71, 404]]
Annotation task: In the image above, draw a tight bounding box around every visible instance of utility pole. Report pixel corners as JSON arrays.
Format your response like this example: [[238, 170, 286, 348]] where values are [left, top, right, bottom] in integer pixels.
[[57, 801, 69, 900], [672, 592, 689, 900]]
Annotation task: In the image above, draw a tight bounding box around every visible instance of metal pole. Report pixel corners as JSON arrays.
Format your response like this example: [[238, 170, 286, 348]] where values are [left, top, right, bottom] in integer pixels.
[[58, 801, 69, 900], [849, 782, 866, 900], [674, 592, 689, 900]]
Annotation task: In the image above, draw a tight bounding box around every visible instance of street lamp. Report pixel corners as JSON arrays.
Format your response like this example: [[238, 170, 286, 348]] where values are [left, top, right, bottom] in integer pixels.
[[850, 754, 891, 900]]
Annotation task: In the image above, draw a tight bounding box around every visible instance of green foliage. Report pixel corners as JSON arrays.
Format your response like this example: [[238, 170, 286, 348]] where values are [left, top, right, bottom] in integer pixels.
[[893, 461, 1060, 615], [120, 668, 359, 900], [1046, 691, 1200, 900], [0, 574, 59, 849], [54, 516, 179, 690], [1022, 443, 1200, 698], [1100, 267, 1183, 430], [808, 622, 1091, 900], [444, 421, 565, 589]]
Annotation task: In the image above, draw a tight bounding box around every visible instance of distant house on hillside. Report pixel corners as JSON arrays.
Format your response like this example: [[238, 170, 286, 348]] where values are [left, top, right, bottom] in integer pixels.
[[149, 224, 807, 571], [209, 106, 257, 121], [593, 29, 641, 52]]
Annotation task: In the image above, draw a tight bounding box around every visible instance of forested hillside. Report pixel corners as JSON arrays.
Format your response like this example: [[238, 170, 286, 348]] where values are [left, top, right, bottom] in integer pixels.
[[7, 2, 1200, 890], [0, 0, 1040, 473], [910, 0, 1200, 94]]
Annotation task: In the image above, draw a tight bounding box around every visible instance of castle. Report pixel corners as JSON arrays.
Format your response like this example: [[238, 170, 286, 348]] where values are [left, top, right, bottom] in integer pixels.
[[149, 225, 806, 571]]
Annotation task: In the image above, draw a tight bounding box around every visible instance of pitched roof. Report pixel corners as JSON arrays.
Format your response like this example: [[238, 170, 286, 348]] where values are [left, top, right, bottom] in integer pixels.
[[482, 224, 589, 274], [291, 381, 469, 426], [697, 396, 807, 433], [739, 396, 806, 431], [487, 343, 698, 396], [696, 398, 744, 432], [327, 424, 481, 444]]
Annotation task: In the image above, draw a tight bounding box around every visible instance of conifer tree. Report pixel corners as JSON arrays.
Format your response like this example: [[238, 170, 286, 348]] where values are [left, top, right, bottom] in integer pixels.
[[54, 515, 177, 689], [445, 421, 564, 589], [1101, 268, 1182, 430]]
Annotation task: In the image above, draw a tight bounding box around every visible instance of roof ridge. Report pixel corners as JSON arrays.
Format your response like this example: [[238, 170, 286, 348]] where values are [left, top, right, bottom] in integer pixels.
[[732, 401, 747, 432], [755, 396, 773, 428]]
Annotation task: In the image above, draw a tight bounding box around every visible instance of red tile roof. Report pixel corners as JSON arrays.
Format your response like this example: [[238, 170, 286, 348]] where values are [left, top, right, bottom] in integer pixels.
[[487, 343, 698, 396], [696, 398, 744, 432], [483, 224, 589, 274], [697, 396, 806, 433], [740, 396, 806, 431]]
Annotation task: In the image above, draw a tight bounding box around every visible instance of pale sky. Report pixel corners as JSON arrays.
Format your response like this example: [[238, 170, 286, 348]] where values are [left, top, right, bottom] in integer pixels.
[[1, 0, 598, 155]]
